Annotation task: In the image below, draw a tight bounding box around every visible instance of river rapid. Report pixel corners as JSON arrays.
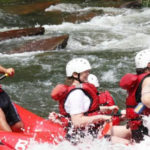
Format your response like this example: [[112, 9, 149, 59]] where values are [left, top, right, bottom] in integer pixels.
[[0, 1, 150, 149]]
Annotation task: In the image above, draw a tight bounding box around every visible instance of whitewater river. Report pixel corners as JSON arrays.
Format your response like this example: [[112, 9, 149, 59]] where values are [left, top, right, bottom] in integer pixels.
[[1, 1, 150, 149]]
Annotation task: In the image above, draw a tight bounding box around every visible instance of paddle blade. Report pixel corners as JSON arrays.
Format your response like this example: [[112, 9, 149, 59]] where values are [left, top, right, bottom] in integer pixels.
[[98, 122, 111, 139]]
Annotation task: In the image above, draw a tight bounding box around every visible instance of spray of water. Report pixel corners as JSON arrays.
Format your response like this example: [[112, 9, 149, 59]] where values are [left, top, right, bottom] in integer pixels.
[[25, 115, 150, 150]]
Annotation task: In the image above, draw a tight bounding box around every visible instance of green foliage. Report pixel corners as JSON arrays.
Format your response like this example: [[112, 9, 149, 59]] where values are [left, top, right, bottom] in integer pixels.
[[142, 0, 150, 7]]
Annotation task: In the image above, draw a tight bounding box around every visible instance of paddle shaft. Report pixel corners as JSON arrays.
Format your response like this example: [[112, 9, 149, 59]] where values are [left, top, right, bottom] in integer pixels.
[[0, 74, 8, 80]]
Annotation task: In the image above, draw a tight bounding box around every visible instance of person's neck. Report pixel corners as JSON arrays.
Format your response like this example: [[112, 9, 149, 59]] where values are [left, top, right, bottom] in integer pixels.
[[145, 70, 150, 73], [72, 80, 80, 86]]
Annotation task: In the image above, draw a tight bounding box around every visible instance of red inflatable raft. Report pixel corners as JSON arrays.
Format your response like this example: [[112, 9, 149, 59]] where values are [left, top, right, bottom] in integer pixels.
[[0, 103, 66, 150], [0, 103, 120, 149]]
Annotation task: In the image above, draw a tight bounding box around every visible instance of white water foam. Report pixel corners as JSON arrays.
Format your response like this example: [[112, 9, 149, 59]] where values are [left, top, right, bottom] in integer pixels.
[[43, 7, 150, 52], [0, 27, 20, 32], [0, 51, 43, 58], [0, 51, 44, 66], [1, 7, 150, 52], [45, 3, 82, 13], [45, 3, 124, 14], [101, 70, 118, 82], [27, 137, 126, 150], [24, 115, 150, 150]]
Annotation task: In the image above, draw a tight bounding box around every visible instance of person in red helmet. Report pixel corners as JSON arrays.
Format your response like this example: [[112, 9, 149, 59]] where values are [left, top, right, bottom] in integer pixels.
[[120, 49, 150, 143], [0, 65, 23, 132], [51, 58, 131, 144]]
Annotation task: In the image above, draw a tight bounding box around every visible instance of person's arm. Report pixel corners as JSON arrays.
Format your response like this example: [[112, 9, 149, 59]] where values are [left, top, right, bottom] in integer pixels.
[[66, 89, 111, 128], [71, 113, 111, 128], [99, 105, 119, 114], [141, 77, 150, 108], [0, 65, 15, 76]]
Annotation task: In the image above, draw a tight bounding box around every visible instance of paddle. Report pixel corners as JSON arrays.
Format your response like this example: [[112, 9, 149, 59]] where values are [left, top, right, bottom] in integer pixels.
[[98, 120, 112, 139], [0, 74, 8, 80]]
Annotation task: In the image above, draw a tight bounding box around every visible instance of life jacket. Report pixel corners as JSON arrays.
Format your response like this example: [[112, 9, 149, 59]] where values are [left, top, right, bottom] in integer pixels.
[[51, 83, 100, 117], [51, 84, 121, 126], [99, 90, 120, 125], [120, 73, 150, 130], [99, 91, 115, 106]]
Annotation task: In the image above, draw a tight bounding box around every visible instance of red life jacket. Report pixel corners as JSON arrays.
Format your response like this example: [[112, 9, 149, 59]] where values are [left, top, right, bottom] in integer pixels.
[[99, 91, 115, 106], [120, 73, 150, 130], [51, 83, 100, 117], [51, 84, 121, 126], [99, 91, 120, 125]]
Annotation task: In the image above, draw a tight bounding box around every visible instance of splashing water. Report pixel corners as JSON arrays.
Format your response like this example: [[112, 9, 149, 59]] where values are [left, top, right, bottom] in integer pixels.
[[1, 3, 150, 149], [25, 116, 150, 150], [45, 3, 82, 13]]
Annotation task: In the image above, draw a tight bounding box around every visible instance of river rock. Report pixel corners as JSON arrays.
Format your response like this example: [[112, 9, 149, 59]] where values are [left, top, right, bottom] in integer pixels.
[[0, 27, 45, 41], [120, 1, 142, 8], [9, 34, 69, 54], [3, 1, 60, 15], [63, 10, 104, 23]]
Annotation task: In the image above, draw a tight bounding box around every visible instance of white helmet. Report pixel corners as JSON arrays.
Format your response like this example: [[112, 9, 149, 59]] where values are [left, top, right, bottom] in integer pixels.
[[135, 49, 150, 68], [66, 58, 91, 77], [88, 74, 100, 88]]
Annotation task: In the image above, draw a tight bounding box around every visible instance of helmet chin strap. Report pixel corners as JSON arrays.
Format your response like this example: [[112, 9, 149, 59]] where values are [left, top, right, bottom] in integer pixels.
[[73, 73, 83, 83]]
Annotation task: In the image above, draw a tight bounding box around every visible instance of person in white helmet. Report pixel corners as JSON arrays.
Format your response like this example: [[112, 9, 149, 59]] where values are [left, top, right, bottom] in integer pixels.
[[120, 49, 150, 143], [65, 59, 111, 126], [51, 58, 131, 144], [87, 74, 100, 88], [88, 74, 128, 127], [87, 74, 120, 118]]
